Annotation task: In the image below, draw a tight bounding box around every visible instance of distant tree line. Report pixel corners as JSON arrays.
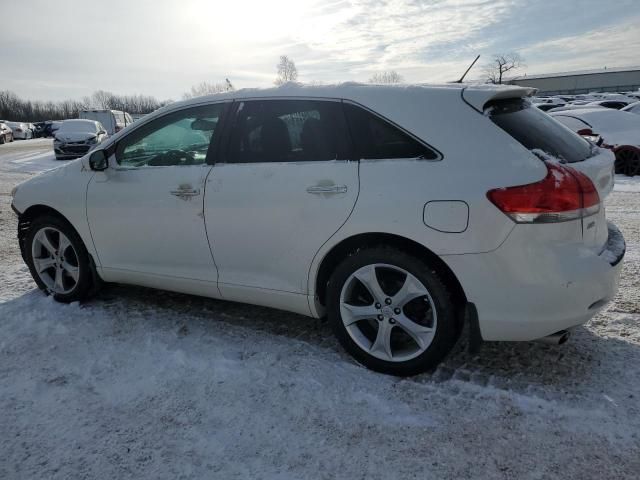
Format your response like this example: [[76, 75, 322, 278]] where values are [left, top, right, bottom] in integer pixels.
[[0, 90, 171, 122], [1, 58, 424, 122]]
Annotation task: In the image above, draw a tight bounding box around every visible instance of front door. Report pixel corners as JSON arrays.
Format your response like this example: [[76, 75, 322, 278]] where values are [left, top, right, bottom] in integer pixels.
[[86, 102, 227, 284], [205, 99, 359, 296]]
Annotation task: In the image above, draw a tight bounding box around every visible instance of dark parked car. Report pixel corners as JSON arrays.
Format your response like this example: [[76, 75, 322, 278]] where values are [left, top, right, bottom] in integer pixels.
[[33, 122, 47, 138]]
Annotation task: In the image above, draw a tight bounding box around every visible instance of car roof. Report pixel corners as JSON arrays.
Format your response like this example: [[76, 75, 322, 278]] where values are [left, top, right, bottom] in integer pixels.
[[143, 81, 535, 122]]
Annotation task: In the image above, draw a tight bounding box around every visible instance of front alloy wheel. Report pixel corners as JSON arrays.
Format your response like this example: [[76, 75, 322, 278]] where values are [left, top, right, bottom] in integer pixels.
[[25, 215, 97, 302], [31, 227, 80, 294]]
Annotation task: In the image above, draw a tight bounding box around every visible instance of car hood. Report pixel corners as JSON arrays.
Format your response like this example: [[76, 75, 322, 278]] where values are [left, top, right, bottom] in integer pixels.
[[55, 132, 95, 142]]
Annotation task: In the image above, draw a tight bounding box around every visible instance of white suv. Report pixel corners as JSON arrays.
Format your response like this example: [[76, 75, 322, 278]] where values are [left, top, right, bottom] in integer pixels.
[[10, 83, 625, 376]]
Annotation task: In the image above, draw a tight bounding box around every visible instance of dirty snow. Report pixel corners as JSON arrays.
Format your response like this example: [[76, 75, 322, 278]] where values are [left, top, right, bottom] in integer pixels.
[[0, 140, 639, 479], [615, 174, 640, 193]]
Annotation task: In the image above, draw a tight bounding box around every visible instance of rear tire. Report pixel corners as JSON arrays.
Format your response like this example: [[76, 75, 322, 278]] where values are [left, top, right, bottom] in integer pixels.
[[327, 246, 460, 376], [25, 215, 99, 303]]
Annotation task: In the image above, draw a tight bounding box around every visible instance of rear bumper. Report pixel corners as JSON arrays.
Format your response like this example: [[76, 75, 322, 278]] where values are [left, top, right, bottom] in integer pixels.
[[443, 222, 625, 341]]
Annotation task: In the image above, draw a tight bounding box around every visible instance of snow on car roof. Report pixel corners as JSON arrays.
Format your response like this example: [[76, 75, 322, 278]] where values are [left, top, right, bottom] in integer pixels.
[[59, 119, 100, 131], [145, 81, 534, 121]]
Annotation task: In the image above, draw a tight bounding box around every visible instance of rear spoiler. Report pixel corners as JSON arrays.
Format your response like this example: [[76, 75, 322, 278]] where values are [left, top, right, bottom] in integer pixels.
[[462, 85, 537, 112]]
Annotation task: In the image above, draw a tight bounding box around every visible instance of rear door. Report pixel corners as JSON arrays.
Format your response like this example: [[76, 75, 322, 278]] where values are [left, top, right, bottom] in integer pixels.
[[204, 98, 359, 295]]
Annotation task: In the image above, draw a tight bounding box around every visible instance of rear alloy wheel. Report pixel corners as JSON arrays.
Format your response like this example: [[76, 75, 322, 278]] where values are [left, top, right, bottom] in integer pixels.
[[25, 216, 96, 302], [327, 247, 459, 376]]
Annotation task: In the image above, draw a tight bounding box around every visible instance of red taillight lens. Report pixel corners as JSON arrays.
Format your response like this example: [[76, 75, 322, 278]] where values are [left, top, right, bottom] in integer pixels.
[[577, 128, 594, 136], [487, 162, 600, 223]]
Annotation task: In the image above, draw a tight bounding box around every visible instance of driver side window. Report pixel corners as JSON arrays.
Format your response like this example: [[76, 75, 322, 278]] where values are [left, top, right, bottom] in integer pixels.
[[116, 103, 226, 167]]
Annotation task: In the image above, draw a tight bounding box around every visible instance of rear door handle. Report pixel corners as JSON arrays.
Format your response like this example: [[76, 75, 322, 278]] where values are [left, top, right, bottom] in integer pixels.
[[306, 185, 348, 194], [170, 188, 200, 197]]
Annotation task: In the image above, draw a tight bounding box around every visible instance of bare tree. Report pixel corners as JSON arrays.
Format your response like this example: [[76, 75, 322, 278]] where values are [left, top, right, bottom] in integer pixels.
[[182, 80, 234, 99], [0, 89, 165, 121], [368, 70, 404, 84], [484, 53, 524, 84], [275, 56, 298, 85]]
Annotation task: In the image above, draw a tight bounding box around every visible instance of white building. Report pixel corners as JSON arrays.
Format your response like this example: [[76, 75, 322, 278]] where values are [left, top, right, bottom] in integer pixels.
[[505, 66, 640, 95]]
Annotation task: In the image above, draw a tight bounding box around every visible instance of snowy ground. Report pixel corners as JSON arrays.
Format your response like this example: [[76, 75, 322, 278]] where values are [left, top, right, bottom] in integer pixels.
[[1, 140, 639, 479]]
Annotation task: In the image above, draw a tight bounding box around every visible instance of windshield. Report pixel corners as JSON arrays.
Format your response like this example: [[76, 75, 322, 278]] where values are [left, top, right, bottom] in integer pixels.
[[59, 121, 97, 134], [489, 98, 592, 163]]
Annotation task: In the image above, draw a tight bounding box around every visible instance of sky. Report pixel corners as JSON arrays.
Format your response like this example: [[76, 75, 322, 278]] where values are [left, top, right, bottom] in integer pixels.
[[1, 0, 639, 102]]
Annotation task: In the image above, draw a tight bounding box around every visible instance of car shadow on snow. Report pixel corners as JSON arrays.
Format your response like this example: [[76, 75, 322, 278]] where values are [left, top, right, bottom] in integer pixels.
[[4, 282, 637, 401], [77, 282, 640, 400]]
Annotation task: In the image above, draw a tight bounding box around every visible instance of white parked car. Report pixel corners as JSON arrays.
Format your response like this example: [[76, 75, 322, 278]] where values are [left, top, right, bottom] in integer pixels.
[[550, 108, 640, 176], [546, 104, 607, 113], [621, 101, 640, 114], [10, 83, 625, 376], [5, 121, 33, 140], [53, 119, 108, 160], [586, 100, 631, 110]]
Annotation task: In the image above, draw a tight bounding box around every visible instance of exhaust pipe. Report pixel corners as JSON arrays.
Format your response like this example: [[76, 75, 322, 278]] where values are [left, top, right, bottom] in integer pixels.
[[535, 330, 571, 345]]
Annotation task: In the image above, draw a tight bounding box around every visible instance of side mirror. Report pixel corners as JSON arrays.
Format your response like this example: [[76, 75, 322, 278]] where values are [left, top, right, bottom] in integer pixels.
[[89, 150, 108, 171]]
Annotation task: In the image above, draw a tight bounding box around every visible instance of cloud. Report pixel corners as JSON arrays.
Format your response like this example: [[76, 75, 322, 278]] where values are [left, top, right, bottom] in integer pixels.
[[0, 0, 638, 100], [520, 18, 640, 74]]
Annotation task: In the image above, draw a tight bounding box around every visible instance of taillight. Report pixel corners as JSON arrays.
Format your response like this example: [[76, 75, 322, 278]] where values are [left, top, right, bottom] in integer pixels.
[[487, 162, 600, 223], [576, 128, 600, 143]]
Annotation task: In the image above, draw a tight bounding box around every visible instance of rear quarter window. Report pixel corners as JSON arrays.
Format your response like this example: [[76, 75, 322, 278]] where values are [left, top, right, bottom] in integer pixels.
[[488, 99, 592, 163], [344, 103, 438, 160]]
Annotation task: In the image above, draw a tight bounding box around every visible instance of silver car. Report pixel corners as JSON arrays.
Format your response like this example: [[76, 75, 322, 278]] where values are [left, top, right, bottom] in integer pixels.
[[54, 119, 108, 160]]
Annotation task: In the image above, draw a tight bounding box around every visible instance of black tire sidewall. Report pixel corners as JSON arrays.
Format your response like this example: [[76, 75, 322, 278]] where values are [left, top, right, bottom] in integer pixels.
[[327, 247, 459, 376], [25, 215, 93, 303]]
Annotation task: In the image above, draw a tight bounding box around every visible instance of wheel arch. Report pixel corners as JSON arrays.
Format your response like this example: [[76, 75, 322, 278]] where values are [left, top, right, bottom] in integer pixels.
[[313, 232, 468, 311], [18, 204, 83, 259]]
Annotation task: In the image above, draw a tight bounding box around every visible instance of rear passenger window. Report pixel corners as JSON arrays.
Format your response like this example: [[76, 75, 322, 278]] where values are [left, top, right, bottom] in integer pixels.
[[344, 103, 438, 160], [228, 100, 351, 163]]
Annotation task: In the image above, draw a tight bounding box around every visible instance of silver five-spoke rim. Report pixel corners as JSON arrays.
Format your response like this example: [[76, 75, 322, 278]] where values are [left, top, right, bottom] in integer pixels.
[[31, 227, 79, 294], [340, 264, 437, 362]]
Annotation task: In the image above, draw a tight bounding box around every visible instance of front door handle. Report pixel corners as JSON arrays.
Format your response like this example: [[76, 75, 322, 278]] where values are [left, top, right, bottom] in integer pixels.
[[170, 187, 200, 197], [306, 185, 348, 194]]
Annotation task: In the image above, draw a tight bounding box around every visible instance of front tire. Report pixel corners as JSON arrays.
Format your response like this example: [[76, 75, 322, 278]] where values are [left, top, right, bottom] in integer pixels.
[[25, 215, 97, 302], [327, 247, 460, 376]]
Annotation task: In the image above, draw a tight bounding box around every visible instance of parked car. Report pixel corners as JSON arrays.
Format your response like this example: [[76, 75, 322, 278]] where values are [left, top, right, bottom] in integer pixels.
[[33, 122, 47, 137], [43, 121, 63, 138], [546, 104, 607, 113], [535, 103, 564, 112], [10, 83, 625, 376], [79, 109, 133, 135], [550, 108, 640, 176], [6, 121, 33, 140], [0, 123, 14, 143], [586, 100, 631, 110], [53, 119, 108, 160], [621, 101, 640, 114]]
